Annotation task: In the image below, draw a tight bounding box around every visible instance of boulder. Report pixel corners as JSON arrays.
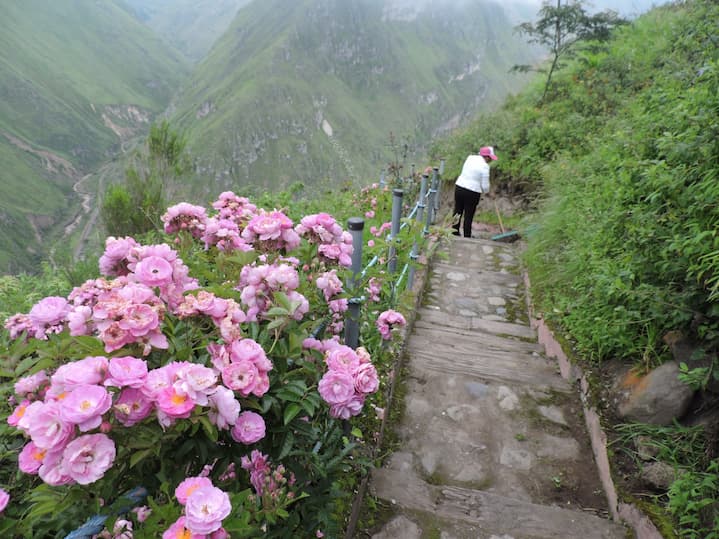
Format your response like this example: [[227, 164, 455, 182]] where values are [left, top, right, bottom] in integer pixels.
[[640, 462, 676, 491], [615, 361, 695, 425]]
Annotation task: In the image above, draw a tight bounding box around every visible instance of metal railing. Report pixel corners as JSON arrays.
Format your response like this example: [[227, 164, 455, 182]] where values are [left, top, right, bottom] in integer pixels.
[[343, 161, 444, 349]]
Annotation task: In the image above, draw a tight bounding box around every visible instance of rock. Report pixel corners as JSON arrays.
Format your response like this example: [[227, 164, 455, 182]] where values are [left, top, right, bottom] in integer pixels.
[[640, 462, 676, 490], [372, 516, 422, 539], [634, 436, 660, 461], [615, 361, 695, 425]]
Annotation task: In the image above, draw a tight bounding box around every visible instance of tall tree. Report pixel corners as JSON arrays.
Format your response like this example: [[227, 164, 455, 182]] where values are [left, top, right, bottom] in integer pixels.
[[101, 121, 190, 236], [513, 0, 626, 102]]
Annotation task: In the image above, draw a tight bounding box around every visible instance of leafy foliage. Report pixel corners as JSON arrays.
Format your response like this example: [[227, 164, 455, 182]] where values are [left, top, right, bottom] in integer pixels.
[[101, 122, 190, 236], [513, 0, 627, 102]]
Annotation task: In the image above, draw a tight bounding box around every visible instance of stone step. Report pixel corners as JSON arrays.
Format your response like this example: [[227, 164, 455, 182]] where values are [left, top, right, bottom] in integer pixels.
[[432, 262, 523, 286], [371, 469, 627, 539], [412, 320, 543, 355], [417, 308, 536, 340], [407, 340, 569, 391]]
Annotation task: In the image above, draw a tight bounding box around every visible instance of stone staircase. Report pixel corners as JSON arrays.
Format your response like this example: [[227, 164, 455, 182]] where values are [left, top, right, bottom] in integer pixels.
[[366, 237, 628, 539]]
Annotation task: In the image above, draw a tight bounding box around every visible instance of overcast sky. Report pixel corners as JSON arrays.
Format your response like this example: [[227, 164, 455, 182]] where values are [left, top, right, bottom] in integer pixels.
[[508, 0, 670, 18]]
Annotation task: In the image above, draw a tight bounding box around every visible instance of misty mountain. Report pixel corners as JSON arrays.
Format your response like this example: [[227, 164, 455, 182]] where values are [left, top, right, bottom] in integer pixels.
[[168, 0, 541, 199], [120, 0, 252, 63], [0, 0, 188, 273]]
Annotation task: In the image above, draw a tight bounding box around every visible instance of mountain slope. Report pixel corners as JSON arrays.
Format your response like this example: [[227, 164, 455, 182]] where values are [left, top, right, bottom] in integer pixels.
[[169, 0, 540, 199], [120, 0, 251, 63], [0, 0, 189, 273]]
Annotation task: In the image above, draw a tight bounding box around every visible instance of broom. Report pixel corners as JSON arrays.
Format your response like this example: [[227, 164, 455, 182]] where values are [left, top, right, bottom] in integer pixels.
[[491, 198, 521, 243]]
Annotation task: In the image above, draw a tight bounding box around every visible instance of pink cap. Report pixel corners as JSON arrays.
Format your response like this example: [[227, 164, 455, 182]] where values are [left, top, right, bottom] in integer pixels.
[[479, 146, 498, 160]]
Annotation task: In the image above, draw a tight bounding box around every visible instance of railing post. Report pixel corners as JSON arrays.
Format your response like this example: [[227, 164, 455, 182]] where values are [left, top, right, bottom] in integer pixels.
[[379, 169, 386, 188], [344, 218, 364, 350], [425, 175, 437, 235], [431, 166, 440, 223], [439, 158, 445, 176], [408, 174, 429, 289], [388, 189, 403, 274]]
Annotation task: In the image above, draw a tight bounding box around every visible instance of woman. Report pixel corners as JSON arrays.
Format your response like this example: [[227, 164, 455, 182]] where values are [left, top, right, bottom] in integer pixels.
[[452, 146, 497, 238]]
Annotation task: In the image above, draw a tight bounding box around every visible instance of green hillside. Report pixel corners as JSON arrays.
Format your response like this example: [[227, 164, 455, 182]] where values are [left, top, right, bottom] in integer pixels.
[[168, 0, 540, 201], [0, 0, 189, 273], [120, 0, 250, 63]]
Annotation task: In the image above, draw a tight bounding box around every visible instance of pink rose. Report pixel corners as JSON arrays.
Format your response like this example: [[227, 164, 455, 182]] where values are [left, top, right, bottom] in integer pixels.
[[162, 516, 204, 539], [24, 401, 74, 450], [318, 371, 355, 405], [185, 486, 232, 535], [325, 346, 361, 373], [60, 384, 112, 431], [18, 441, 46, 474], [14, 370, 49, 396], [29, 296, 69, 327], [329, 395, 365, 420], [132, 256, 174, 287], [62, 433, 116, 485], [221, 360, 258, 396], [156, 387, 196, 418], [0, 488, 9, 513], [231, 411, 266, 444], [353, 363, 379, 395], [113, 388, 153, 427], [106, 356, 148, 388], [208, 387, 241, 430], [175, 476, 213, 505]]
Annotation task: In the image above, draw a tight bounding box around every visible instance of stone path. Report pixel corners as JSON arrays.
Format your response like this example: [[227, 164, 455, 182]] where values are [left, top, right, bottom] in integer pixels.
[[367, 237, 627, 539]]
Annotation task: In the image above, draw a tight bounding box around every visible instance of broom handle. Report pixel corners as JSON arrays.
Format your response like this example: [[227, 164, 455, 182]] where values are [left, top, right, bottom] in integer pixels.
[[492, 197, 505, 233]]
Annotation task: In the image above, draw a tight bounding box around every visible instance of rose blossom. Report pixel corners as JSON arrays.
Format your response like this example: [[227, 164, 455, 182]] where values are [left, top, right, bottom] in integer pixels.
[[106, 356, 148, 388], [132, 255, 175, 288], [318, 370, 355, 405], [14, 370, 48, 396], [353, 362, 380, 395], [0, 488, 9, 513], [162, 516, 205, 539], [221, 360, 258, 396], [208, 386, 241, 430], [231, 411, 266, 444], [23, 400, 75, 450], [113, 388, 153, 427], [7, 399, 30, 428], [175, 476, 213, 505], [325, 346, 361, 373], [62, 433, 116, 485], [60, 384, 112, 431], [156, 386, 196, 418], [330, 395, 365, 420], [185, 486, 232, 535], [18, 441, 46, 474]]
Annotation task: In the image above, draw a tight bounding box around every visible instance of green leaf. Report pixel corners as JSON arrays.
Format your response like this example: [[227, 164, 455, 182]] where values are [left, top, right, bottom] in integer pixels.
[[15, 356, 55, 377], [278, 431, 295, 460], [266, 307, 289, 316], [283, 403, 302, 425], [198, 415, 218, 442], [273, 291, 292, 311], [130, 448, 154, 468], [266, 318, 285, 331]]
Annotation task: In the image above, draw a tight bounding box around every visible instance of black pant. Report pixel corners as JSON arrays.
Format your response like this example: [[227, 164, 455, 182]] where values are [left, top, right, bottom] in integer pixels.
[[453, 185, 481, 238]]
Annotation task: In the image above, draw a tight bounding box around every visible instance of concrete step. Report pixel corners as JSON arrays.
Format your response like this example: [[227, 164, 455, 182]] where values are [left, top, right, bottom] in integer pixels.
[[417, 308, 536, 341], [371, 469, 627, 539]]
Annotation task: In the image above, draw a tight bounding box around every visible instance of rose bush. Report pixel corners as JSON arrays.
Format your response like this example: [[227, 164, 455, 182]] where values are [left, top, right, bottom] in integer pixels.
[[0, 183, 418, 538]]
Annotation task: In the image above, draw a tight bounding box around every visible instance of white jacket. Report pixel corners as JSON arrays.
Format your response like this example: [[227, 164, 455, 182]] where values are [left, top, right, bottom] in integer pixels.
[[455, 155, 490, 194]]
